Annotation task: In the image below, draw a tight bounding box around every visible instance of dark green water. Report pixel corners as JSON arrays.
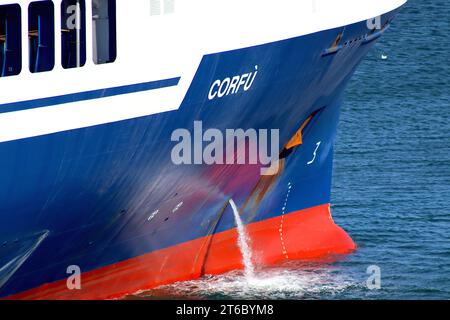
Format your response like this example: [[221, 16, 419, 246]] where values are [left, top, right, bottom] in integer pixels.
[[130, 0, 449, 300]]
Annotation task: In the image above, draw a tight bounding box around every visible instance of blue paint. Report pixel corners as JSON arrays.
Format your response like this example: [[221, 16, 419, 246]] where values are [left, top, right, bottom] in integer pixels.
[[0, 8, 401, 298], [0, 77, 181, 113]]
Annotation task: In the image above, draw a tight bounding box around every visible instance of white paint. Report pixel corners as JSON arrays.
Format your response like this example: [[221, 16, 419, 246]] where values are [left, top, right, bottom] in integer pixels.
[[0, 0, 406, 143], [0, 86, 178, 142], [279, 182, 292, 259], [307, 141, 322, 165], [148, 209, 159, 221], [172, 201, 183, 213], [208, 65, 258, 100]]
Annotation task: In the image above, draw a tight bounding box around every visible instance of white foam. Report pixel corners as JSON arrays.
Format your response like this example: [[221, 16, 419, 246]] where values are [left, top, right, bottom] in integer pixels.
[[136, 263, 358, 299], [229, 199, 255, 280]]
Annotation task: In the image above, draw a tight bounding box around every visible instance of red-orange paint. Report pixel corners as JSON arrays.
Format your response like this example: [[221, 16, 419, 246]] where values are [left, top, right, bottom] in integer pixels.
[[5, 204, 356, 300]]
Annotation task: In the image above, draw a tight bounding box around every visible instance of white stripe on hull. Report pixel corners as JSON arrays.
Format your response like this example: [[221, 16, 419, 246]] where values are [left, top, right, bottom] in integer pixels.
[[0, 0, 406, 143]]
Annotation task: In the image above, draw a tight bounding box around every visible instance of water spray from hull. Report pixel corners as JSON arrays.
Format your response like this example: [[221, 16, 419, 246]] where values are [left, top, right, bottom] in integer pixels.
[[229, 199, 255, 280]]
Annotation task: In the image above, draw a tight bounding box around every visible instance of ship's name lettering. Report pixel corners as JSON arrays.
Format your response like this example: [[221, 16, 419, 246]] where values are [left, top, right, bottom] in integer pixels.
[[208, 65, 259, 100]]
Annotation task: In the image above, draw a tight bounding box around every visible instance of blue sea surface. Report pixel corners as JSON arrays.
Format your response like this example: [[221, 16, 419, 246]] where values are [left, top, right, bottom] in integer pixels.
[[330, 0, 450, 299], [130, 0, 449, 300]]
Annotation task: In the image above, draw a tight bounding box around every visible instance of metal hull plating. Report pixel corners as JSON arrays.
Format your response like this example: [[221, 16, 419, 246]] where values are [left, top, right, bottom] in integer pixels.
[[0, 9, 399, 299]]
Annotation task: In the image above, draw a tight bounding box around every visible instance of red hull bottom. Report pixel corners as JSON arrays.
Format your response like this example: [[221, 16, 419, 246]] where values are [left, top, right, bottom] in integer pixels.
[[6, 204, 356, 300]]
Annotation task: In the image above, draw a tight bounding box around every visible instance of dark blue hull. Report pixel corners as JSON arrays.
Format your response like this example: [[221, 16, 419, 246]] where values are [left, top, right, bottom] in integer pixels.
[[0, 9, 399, 298]]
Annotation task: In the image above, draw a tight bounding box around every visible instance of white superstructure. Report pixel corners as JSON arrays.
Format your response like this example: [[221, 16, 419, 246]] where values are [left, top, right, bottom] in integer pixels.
[[0, 0, 406, 143]]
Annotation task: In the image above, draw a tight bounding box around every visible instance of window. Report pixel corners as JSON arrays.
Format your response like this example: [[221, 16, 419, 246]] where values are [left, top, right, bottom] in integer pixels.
[[29, 1, 55, 73], [61, 0, 86, 69], [92, 0, 116, 64], [0, 4, 21, 77]]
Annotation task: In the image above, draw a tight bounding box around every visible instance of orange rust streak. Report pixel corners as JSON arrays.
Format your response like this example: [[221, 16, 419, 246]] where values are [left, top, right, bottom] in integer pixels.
[[285, 114, 314, 150]]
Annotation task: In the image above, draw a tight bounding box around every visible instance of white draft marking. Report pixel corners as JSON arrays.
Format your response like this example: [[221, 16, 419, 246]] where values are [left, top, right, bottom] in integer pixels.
[[279, 182, 293, 259], [307, 141, 322, 165], [148, 210, 159, 221], [172, 202, 183, 213]]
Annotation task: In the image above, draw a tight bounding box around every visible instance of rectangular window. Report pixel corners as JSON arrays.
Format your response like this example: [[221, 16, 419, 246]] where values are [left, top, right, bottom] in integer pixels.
[[0, 4, 21, 77], [61, 0, 86, 69], [29, 1, 55, 73], [92, 0, 116, 64]]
